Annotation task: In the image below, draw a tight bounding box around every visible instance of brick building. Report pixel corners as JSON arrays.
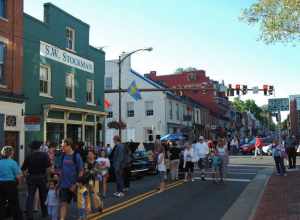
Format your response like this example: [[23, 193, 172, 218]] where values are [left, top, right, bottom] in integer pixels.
[[289, 98, 299, 138], [146, 70, 232, 137], [0, 0, 25, 162]]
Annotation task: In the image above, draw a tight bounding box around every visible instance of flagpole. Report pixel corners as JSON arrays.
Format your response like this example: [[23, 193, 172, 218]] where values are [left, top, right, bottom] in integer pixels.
[[117, 47, 153, 141]]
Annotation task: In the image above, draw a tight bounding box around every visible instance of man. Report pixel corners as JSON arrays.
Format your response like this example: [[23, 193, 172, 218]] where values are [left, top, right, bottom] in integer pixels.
[[254, 136, 263, 159], [59, 138, 84, 220], [285, 135, 297, 169], [193, 136, 209, 181], [22, 141, 51, 220], [112, 135, 126, 197]]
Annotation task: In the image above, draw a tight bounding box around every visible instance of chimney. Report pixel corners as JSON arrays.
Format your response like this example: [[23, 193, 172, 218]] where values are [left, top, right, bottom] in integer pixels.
[[149, 71, 157, 79]]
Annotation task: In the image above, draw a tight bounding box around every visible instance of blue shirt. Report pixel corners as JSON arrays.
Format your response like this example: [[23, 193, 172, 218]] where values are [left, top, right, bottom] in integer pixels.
[[60, 153, 83, 188], [0, 158, 21, 181]]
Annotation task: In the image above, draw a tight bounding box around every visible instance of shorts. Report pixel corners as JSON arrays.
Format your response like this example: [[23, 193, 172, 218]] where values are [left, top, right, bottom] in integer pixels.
[[59, 188, 76, 203], [158, 171, 167, 182], [198, 158, 207, 170], [185, 161, 194, 173]]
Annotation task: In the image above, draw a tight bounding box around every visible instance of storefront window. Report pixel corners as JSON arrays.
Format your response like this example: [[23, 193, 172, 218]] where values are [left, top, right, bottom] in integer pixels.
[[46, 123, 64, 146], [0, 42, 6, 84], [85, 126, 94, 147], [66, 73, 75, 100]]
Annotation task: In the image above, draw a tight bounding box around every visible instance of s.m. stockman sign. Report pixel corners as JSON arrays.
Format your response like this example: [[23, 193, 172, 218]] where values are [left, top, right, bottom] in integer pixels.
[[40, 41, 94, 73]]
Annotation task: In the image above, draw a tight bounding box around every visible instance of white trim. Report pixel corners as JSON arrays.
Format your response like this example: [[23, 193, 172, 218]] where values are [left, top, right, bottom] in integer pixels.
[[0, 84, 7, 88], [39, 64, 51, 96], [0, 17, 8, 22], [65, 72, 75, 100], [87, 102, 96, 106], [66, 98, 76, 103], [0, 35, 8, 44], [66, 27, 75, 51], [39, 93, 53, 99]]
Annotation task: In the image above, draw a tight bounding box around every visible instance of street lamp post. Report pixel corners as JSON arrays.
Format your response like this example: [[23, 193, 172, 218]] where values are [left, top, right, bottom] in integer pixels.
[[117, 47, 153, 139]]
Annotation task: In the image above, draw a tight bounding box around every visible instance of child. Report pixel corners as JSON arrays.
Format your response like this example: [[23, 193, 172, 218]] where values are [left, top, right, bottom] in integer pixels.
[[183, 142, 195, 182], [77, 177, 91, 220], [95, 150, 110, 198], [211, 150, 222, 184], [45, 179, 59, 220], [157, 146, 167, 193]]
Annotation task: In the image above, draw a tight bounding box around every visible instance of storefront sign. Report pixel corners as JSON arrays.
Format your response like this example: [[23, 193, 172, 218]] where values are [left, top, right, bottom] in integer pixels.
[[24, 116, 41, 131], [40, 41, 94, 73]]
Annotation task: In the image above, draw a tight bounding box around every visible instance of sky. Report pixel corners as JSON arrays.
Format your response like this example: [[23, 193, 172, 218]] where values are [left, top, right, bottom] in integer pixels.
[[24, 0, 300, 117]]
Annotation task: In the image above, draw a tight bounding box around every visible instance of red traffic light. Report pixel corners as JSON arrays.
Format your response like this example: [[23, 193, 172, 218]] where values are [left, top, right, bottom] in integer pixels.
[[235, 84, 240, 96], [263, 85, 268, 95]]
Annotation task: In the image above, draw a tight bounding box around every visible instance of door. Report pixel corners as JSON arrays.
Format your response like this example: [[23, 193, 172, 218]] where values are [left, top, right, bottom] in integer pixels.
[[4, 131, 19, 161]]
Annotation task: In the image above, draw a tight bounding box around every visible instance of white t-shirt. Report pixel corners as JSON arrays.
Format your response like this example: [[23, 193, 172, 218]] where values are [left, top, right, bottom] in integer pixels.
[[157, 153, 166, 172], [193, 142, 209, 160], [184, 148, 195, 162]]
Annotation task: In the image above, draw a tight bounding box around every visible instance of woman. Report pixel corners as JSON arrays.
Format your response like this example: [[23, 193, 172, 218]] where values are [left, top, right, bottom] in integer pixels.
[[183, 142, 195, 182], [0, 146, 23, 220], [157, 144, 167, 192], [272, 140, 286, 176], [216, 138, 229, 183], [95, 150, 110, 198]]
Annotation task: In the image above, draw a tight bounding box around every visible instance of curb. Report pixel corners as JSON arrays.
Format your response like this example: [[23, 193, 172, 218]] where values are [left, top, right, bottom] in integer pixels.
[[221, 167, 273, 220]]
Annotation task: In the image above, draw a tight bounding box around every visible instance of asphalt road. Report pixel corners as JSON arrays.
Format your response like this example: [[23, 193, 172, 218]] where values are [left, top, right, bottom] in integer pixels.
[[17, 156, 276, 220], [90, 156, 275, 220]]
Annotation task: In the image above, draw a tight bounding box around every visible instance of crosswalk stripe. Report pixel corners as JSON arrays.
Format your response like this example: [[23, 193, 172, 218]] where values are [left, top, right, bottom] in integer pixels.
[[193, 177, 251, 182]]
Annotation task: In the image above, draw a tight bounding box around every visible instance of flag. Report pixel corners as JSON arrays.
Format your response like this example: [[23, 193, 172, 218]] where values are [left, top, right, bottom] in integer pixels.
[[104, 99, 111, 109], [128, 80, 142, 101]]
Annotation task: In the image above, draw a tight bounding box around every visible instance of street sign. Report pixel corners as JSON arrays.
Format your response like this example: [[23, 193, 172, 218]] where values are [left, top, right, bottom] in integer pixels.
[[252, 86, 259, 94], [268, 98, 289, 112]]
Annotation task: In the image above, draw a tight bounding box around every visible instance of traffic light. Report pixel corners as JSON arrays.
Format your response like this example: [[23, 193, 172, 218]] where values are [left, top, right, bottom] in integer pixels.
[[242, 85, 247, 95], [235, 84, 240, 96], [263, 85, 268, 95], [268, 85, 274, 95], [227, 84, 234, 96]]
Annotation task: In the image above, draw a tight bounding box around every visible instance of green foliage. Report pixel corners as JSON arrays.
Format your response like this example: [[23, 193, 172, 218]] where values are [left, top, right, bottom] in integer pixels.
[[232, 98, 276, 129], [174, 67, 198, 73], [241, 0, 300, 44]]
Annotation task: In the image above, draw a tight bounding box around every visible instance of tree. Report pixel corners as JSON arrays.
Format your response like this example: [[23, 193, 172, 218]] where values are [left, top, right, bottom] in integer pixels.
[[241, 0, 300, 44]]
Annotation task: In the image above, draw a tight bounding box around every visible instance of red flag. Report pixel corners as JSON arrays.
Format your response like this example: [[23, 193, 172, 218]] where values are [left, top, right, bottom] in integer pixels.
[[104, 99, 111, 109]]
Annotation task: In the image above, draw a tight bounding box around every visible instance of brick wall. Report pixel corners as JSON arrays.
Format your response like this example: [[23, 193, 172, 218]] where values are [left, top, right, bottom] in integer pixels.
[[0, 0, 23, 95]]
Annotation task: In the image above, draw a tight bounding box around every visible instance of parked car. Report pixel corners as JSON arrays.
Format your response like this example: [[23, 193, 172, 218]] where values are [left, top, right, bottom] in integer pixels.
[[240, 138, 271, 155], [262, 144, 273, 156], [108, 142, 150, 181]]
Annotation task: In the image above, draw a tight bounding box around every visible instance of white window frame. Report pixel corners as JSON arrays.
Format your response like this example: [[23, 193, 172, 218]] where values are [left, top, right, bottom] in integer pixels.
[[86, 79, 94, 104], [105, 77, 112, 89], [0, 41, 5, 85], [66, 27, 75, 51], [66, 73, 75, 101], [145, 101, 154, 116], [127, 102, 134, 118], [39, 64, 51, 97]]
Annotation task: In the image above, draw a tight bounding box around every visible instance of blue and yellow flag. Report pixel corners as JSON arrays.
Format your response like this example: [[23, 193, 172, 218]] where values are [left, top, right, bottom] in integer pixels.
[[128, 80, 142, 101]]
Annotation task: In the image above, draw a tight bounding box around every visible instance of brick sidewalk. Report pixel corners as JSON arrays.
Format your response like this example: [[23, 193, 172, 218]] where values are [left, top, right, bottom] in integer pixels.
[[253, 170, 300, 220]]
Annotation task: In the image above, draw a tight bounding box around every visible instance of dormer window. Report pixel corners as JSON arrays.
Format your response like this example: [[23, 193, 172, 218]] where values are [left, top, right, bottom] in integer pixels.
[[66, 27, 75, 51]]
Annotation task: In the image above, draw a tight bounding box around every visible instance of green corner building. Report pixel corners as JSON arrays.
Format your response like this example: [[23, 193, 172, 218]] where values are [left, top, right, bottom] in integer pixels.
[[23, 3, 106, 147]]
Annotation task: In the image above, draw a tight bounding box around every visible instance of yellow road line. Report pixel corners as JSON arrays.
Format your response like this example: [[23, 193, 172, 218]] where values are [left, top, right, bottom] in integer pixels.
[[88, 180, 183, 218], [89, 180, 184, 220]]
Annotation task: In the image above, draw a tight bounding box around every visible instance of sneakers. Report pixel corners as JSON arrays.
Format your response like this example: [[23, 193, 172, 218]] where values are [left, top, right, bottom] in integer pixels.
[[113, 192, 125, 198]]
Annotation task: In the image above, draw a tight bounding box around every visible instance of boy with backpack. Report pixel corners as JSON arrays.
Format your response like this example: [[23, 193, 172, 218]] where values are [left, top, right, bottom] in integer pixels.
[[58, 138, 84, 220]]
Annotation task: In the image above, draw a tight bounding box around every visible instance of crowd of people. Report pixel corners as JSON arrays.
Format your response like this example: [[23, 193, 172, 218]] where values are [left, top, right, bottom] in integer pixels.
[[154, 135, 230, 191], [0, 135, 130, 220], [0, 132, 298, 220]]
